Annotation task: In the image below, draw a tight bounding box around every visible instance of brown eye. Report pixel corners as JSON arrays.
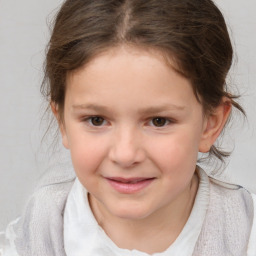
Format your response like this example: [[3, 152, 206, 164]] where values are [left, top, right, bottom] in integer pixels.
[[152, 117, 167, 127], [90, 116, 105, 126]]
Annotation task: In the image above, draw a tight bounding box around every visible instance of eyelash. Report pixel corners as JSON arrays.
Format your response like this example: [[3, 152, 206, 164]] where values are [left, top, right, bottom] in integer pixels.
[[149, 117, 173, 127], [82, 116, 174, 128], [83, 116, 108, 127]]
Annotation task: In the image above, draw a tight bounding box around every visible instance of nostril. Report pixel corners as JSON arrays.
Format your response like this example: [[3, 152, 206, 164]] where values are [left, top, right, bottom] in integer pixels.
[[108, 145, 146, 168], [108, 131, 146, 167]]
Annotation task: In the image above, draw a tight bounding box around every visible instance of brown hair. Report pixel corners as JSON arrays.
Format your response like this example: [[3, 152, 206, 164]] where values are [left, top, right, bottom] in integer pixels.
[[41, 0, 244, 162]]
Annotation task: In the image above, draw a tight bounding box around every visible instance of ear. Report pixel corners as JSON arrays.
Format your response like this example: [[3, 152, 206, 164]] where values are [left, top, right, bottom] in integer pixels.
[[199, 98, 231, 153], [50, 103, 70, 149]]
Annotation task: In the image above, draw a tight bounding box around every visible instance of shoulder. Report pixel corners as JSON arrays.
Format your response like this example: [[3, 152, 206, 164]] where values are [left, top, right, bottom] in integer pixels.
[[209, 176, 254, 212], [248, 193, 256, 255], [22, 161, 76, 217], [208, 175, 254, 228], [0, 164, 76, 256], [0, 219, 19, 256], [209, 176, 256, 255], [194, 169, 256, 255], [198, 167, 254, 214]]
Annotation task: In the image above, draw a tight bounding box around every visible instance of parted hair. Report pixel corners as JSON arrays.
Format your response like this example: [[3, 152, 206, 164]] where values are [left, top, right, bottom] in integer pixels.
[[41, 0, 244, 162]]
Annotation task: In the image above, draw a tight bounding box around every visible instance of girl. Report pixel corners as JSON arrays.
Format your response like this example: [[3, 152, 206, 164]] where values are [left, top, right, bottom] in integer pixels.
[[1, 0, 255, 255]]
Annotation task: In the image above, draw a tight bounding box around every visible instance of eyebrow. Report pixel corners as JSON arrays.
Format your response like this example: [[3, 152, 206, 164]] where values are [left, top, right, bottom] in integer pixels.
[[72, 103, 186, 114], [137, 104, 186, 115], [72, 104, 111, 113]]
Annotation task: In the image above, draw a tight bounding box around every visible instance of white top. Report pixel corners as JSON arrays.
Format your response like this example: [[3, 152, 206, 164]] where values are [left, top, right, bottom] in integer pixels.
[[64, 169, 210, 256], [248, 193, 256, 255]]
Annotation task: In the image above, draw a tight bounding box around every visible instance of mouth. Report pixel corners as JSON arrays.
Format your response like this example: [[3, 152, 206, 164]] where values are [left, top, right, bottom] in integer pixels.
[[105, 177, 155, 194]]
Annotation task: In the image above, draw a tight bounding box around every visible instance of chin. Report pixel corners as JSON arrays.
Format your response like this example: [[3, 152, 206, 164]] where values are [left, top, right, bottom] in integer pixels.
[[109, 204, 153, 220]]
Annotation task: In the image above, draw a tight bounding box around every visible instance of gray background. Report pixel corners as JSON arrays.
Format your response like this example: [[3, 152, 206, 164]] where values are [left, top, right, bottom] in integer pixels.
[[0, 0, 255, 230]]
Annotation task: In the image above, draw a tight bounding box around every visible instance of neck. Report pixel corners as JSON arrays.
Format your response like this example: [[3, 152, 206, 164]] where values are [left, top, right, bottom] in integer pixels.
[[89, 172, 199, 254]]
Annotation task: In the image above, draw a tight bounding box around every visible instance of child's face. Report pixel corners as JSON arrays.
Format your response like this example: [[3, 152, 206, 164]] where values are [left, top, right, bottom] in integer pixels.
[[60, 46, 210, 220]]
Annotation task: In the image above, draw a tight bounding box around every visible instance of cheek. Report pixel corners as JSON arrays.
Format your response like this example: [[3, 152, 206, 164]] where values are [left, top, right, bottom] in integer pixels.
[[68, 133, 108, 177], [149, 132, 199, 176]]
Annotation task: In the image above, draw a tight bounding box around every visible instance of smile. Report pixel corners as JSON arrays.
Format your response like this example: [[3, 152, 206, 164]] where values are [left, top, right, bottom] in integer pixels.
[[105, 177, 155, 194]]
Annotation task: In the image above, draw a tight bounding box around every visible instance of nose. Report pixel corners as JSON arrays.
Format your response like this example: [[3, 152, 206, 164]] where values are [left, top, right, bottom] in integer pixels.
[[108, 126, 146, 168]]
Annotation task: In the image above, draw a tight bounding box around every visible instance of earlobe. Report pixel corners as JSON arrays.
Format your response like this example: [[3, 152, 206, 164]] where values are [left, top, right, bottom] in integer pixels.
[[199, 98, 231, 153], [61, 133, 70, 149], [50, 103, 70, 149]]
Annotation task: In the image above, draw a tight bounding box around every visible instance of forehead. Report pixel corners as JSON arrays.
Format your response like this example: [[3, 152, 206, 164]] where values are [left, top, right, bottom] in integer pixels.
[[68, 45, 180, 82], [65, 46, 200, 114]]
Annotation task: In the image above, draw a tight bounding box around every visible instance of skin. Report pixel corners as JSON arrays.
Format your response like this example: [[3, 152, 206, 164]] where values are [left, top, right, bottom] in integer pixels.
[[53, 46, 231, 254]]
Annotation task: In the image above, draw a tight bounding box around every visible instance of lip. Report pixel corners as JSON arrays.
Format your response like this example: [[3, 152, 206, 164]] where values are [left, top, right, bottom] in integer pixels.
[[105, 177, 155, 194]]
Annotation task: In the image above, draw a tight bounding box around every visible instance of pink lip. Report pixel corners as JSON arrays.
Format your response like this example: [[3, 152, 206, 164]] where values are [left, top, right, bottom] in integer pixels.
[[105, 177, 155, 194]]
